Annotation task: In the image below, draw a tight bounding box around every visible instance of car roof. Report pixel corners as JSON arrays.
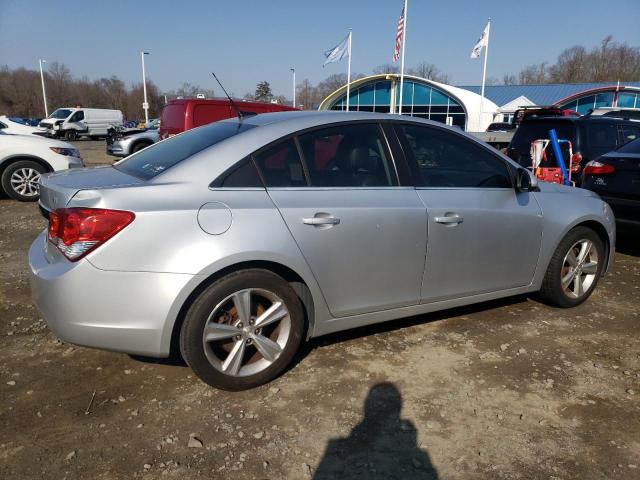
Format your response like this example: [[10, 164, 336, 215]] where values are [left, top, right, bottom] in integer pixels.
[[522, 115, 635, 125]]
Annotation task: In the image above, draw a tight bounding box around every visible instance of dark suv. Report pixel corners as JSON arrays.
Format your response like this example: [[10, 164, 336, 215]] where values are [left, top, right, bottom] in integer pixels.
[[506, 116, 640, 185]]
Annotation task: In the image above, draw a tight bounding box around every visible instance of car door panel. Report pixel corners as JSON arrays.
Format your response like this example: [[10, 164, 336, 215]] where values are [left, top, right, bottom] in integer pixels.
[[417, 188, 542, 302], [270, 188, 427, 317]]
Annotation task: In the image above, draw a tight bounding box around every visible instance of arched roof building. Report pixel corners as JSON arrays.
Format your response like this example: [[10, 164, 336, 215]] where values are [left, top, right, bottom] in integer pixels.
[[318, 74, 499, 132]]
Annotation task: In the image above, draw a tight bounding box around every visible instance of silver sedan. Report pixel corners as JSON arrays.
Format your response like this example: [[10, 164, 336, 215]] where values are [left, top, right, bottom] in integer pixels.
[[29, 111, 615, 390]]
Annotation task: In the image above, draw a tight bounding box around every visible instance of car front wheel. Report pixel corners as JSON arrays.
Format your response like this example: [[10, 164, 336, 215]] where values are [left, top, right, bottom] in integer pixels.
[[538, 226, 604, 307], [180, 269, 304, 391], [1, 160, 47, 202]]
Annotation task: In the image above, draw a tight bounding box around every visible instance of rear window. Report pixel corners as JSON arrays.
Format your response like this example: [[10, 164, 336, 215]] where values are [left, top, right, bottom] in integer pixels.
[[160, 104, 186, 131], [510, 121, 576, 152], [617, 138, 640, 154], [115, 121, 255, 180]]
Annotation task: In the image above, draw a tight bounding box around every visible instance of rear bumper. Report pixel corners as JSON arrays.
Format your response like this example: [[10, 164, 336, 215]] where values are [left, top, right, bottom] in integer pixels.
[[29, 232, 194, 357]]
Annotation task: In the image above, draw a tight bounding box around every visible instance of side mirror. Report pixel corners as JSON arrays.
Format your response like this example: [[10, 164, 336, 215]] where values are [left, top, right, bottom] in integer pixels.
[[516, 168, 538, 192]]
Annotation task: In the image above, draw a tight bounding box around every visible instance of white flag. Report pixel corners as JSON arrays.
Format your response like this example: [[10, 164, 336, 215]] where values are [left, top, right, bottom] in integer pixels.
[[470, 22, 490, 58], [323, 34, 350, 66]]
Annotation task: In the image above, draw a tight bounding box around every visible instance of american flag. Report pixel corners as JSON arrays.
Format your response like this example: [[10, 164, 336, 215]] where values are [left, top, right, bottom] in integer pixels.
[[392, 4, 405, 62]]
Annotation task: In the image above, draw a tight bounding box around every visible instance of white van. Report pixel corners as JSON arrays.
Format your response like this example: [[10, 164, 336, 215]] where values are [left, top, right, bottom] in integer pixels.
[[38, 108, 123, 141]]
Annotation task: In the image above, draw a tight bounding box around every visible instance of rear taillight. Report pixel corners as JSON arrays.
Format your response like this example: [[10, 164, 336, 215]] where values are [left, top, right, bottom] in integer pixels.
[[570, 152, 583, 173], [584, 160, 616, 177], [47, 208, 135, 261]]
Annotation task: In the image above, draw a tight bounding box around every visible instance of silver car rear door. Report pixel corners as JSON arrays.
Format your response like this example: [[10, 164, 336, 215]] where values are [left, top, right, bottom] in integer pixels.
[[257, 122, 427, 318]]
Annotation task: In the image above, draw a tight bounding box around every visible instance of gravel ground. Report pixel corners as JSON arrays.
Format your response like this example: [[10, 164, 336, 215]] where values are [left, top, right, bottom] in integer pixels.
[[1, 141, 639, 479]]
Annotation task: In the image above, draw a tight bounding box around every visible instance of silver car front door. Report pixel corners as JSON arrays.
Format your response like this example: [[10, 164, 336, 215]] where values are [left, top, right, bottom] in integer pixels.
[[254, 124, 427, 318], [396, 123, 543, 302]]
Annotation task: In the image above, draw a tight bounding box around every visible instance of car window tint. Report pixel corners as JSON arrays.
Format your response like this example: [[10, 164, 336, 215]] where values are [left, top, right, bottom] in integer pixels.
[[617, 137, 640, 154], [253, 139, 307, 187], [218, 157, 263, 188], [401, 124, 512, 188], [619, 125, 640, 145], [587, 123, 618, 148], [115, 121, 256, 180], [298, 124, 396, 187]]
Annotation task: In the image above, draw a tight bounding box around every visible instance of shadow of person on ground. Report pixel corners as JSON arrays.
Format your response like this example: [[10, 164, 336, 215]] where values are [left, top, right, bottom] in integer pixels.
[[313, 382, 439, 480]]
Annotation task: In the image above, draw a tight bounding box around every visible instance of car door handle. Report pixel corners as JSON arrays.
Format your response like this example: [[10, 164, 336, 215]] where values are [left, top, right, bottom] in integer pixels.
[[434, 213, 463, 225], [302, 216, 340, 226]]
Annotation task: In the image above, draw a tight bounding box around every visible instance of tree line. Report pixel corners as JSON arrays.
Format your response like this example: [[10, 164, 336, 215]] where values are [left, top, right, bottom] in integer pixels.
[[1, 36, 637, 118]]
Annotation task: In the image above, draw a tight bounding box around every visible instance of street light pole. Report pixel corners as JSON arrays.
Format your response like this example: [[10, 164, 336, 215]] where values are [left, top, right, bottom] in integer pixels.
[[141, 51, 150, 124], [39, 59, 48, 117], [290, 68, 296, 108]]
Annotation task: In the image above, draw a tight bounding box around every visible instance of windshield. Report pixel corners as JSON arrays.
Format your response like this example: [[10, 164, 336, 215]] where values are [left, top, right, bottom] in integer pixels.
[[8, 117, 29, 125], [115, 121, 256, 180], [510, 121, 576, 152], [48, 109, 72, 120]]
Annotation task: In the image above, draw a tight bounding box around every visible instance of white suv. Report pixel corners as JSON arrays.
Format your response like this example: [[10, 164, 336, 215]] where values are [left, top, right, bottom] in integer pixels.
[[0, 132, 83, 201]]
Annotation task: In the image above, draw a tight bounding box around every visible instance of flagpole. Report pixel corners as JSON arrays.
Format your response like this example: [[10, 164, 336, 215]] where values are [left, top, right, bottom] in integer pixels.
[[346, 29, 352, 111], [479, 18, 491, 129], [398, 0, 408, 115]]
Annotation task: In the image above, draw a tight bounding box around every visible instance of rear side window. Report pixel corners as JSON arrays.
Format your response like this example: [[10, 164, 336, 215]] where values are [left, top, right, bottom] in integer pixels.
[[400, 124, 512, 188], [617, 137, 640, 154], [297, 124, 397, 187], [217, 158, 263, 188], [160, 104, 186, 131], [619, 125, 640, 146], [116, 122, 256, 180], [253, 139, 307, 187]]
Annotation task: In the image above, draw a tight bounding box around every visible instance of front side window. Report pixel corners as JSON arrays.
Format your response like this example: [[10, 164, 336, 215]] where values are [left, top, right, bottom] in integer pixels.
[[400, 124, 512, 188], [70, 111, 84, 122], [253, 139, 306, 187], [298, 124, 396, 187]]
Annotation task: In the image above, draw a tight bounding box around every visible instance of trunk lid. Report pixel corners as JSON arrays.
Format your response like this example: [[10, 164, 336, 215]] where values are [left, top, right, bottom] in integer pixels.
[[38, 166, 143, 212]]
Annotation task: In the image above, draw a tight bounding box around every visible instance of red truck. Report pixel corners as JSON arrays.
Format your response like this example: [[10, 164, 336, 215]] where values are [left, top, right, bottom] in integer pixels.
[[159, 99, 297, 139]]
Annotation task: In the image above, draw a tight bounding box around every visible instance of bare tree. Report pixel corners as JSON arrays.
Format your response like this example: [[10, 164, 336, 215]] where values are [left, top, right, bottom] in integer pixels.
[[407, 62, 450, 83], [373, 64, 400, 74]]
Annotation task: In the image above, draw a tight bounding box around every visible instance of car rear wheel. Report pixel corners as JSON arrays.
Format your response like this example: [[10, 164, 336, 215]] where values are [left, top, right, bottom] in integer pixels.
[[538, 226, 604, 307], [180, 269, 304, 391], [1, 160, 47, 202]]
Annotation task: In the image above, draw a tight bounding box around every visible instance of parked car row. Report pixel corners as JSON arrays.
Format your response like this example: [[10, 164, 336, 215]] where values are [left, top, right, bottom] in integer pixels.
[[0, 130, 83, 201]]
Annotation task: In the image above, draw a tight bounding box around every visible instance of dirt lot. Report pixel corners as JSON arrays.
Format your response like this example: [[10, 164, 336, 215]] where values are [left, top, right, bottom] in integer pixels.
[[1, 141, 639, 479]]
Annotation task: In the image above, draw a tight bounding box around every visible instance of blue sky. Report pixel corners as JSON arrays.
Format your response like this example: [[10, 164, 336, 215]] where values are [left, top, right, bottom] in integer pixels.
[[1, 0, 638, 97]]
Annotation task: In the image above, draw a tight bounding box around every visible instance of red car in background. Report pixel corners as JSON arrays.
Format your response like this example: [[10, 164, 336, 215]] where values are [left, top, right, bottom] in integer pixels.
[[159, 99, 297, 138]]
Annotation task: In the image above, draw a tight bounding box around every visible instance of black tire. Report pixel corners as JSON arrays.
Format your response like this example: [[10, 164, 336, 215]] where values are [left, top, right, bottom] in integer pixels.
[[180, 269, 304, 391], [1, 160, 47, 202], [538, 226, 605, 308], [131, 141, 151, 153], [64, 130, 77, 141]]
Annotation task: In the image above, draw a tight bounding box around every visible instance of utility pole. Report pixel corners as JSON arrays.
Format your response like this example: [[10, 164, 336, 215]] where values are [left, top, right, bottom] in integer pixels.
[[141, 51, 150, 124], [290, 68, 296, 108], [39, 59, 48, 117]]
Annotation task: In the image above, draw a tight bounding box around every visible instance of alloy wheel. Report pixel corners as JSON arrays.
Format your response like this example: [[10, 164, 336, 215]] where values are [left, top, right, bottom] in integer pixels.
[[201, 288, 291, 377], [10, 168, 41, 197], [560, 239, 599, 299]]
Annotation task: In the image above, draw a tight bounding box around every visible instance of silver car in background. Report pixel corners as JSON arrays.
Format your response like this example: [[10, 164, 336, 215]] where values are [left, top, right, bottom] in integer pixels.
[[29, 111, 615, 390], [106, 128, 159, 158]]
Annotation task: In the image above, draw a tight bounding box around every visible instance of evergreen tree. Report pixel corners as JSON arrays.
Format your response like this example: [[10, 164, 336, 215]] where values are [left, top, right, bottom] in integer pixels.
[[254, 81, 273, 102]]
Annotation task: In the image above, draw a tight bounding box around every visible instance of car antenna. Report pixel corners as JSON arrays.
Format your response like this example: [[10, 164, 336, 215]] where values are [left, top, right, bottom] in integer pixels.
[[211, 72, 244, 121]]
